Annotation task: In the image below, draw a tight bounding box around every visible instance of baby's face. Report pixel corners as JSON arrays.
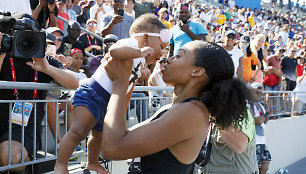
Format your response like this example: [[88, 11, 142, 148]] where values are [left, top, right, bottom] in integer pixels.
[[145, 36, 169, 64]]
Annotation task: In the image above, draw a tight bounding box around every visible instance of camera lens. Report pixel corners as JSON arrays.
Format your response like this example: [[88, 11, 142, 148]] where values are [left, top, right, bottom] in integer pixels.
[[16, 32, 38, 57]]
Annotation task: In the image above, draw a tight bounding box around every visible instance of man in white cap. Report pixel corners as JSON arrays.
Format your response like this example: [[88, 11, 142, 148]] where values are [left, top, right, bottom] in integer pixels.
[[221, 30, 244, 79]]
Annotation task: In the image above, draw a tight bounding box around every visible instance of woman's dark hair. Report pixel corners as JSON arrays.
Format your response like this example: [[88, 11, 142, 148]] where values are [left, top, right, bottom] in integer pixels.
[[246, 44, 252, 57], [193, 41, 252, 130], [129, 14, 167, 35]]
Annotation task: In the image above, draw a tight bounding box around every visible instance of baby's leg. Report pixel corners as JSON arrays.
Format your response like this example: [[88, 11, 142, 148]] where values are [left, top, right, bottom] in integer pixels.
[[54, 106, 97, 174], [86, 130, 109, 174]]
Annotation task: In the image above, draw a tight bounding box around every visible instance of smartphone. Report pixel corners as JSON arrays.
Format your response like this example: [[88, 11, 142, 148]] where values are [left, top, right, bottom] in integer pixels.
[[46, 45, 56, 55], [63, 43, 72, 57], [267, 105, 275, 112], [118, 9, 124, 16]]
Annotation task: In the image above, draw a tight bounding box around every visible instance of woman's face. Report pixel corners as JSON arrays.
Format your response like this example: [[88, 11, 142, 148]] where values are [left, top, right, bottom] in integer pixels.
[[161, 42, 196, 86], [256, 37, 264, 48]]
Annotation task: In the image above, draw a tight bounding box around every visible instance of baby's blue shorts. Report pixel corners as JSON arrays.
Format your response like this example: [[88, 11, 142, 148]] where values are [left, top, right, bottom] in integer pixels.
[[73, 78, 110, 132]]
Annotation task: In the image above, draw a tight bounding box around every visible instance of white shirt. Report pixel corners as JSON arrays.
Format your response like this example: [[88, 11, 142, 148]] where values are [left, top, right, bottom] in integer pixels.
[[199, 12, 210, 24], [92, 38, 145, 94], [90, 4, 113, 33], [71, 71, 87, 82], [253, 102, 266, 144], [225, 46, 244, 77], [0, 0, 32, 15]]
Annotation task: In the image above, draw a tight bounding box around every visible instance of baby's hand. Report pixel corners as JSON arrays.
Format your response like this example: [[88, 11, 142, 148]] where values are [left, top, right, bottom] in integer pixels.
[[140, 47, 154, 58]]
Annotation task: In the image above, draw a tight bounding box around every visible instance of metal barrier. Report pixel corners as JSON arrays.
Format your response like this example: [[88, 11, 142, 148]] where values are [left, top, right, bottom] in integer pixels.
[[1, 81, 306, 172]]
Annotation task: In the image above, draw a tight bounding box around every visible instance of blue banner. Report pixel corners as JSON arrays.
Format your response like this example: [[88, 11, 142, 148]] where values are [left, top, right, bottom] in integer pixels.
[[234, 0, 262, 10]]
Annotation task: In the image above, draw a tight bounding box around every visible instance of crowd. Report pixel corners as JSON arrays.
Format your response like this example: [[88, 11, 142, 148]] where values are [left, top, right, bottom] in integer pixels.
[[0, 0, 306, 173]]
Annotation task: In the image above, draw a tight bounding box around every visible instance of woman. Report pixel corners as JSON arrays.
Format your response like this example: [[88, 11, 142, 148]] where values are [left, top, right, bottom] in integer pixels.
[[102, 41, 252, 173], [292, 68, 306, 116], [251, 34, 268, 84]]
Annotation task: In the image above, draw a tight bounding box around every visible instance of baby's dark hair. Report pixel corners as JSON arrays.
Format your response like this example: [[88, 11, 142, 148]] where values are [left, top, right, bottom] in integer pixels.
[[129, 14, 167, 36], [193, 41, 253, 130]]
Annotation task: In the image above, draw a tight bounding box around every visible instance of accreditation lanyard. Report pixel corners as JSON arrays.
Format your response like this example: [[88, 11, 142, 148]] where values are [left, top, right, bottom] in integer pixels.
[[86, 33, 97, 46], [9, 58, 38, 99]]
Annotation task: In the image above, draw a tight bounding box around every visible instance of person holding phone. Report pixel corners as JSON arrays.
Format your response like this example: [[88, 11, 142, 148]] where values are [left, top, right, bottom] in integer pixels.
[[101, 0, 135, 40], [168, 3, 207, 57], [249, 83, 272, 174]]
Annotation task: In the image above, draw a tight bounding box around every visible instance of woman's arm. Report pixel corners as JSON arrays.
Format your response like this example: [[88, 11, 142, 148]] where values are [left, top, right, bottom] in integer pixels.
[[102, 57, 208, 160], [220, 127, 248, 154]]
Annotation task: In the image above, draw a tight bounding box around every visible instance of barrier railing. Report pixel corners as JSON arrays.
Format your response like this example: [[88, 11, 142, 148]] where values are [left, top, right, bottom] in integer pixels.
[[0, 81, 305, 172]]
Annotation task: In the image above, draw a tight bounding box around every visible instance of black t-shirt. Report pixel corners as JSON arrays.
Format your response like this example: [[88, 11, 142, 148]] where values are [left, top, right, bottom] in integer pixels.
[[57, 36, 86, 56], [78, 33, 103, 55], [0, 55, 64, 129], [77, 15, 88, 28], [252, 48, 264, 71], [30, 0, 59, 30]]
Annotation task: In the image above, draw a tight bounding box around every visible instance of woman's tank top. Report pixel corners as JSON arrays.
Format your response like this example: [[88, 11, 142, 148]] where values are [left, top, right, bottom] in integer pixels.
[[140, 97, 199, 174]]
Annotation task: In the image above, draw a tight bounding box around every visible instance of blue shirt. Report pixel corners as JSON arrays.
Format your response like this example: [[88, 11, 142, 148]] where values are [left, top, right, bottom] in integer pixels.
[[101, 12, 135, 40], [281, 57, 298, 81], [170, 21, 208, 56]]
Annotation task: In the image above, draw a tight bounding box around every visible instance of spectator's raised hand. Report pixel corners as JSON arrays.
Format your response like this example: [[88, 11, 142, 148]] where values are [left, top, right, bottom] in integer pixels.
[[56, 54, 73, 68], [27, 57, 51, 73], [48, 0, 56, 12], [179, 20, 189, 33], [111, 15, 123, 24]]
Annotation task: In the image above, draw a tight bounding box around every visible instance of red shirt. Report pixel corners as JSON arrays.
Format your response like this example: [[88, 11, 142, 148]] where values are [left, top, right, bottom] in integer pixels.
[[297, 64, 305, 77], [58, 11, 69, 32]]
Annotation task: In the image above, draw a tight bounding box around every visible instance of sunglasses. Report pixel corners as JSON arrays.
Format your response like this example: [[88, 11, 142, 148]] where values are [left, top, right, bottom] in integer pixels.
[[87, 23, 97, 27], [227, 35, 236, 39]]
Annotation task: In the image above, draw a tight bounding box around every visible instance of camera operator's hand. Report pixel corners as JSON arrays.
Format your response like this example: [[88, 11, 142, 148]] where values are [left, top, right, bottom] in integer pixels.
[[39, 0, 48, 7], [56, 54, 72, 68], [48, 1, 56, 12], [111, 15, 123, 25], [26, 57, 51, 73]]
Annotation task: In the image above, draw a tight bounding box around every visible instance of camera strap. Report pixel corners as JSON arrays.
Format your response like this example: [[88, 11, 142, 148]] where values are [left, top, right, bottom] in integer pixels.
[[9, 58, 38, 99], [86, 33, 97, 46]]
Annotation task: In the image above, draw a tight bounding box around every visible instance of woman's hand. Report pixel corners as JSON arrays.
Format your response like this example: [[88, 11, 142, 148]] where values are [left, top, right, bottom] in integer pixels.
[[104, 56, 133, 85]]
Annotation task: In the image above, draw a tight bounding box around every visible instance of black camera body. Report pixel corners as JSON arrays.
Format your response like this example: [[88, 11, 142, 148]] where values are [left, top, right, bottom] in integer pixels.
[[0, 15, 46, 58]]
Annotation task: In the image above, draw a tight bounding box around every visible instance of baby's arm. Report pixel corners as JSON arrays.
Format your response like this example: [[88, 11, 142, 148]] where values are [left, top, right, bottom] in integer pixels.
[[109, 44, 154, 60]]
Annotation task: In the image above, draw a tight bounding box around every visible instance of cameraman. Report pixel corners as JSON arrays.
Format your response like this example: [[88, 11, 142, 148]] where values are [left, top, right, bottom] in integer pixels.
[[31, 0, 58, 30], [0, 13, 78, 172]]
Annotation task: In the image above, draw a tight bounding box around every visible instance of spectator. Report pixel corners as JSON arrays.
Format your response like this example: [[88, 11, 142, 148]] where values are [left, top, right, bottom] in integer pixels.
[[65, 0, 77, 21], [221, 30, 244, 79], [295, 57, 305, 77], [228, 0, 235, 9], [169, 3, 207, 57], [57, 0, 70, 36], [158, 8, 171, 29], [249, 83, 272, 174], [0, 13, 78, 173], [199, 7, 210, 25], [248, 11, 255, 28], [291, 68, 306, 116], [281, 48, 298, 91], [265, 48, 285, 91], [125, 0, 135, 17], [168, 16, 176, 28], [69, 48, 88, 81], [90, 0, 113, 34], [134, 0, 159, 18], [240, 35, 262, 83], [216, 9, 226, 25], [102, 41, 253, 173], [57, 21, 85, 60], [101, 0, 135, 40], [77, 5, 90, 28], [251, 34, 268, 84], [72, 0, 81, 15], [79, 19, 104, 56], [31, 0, 58, 30]]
